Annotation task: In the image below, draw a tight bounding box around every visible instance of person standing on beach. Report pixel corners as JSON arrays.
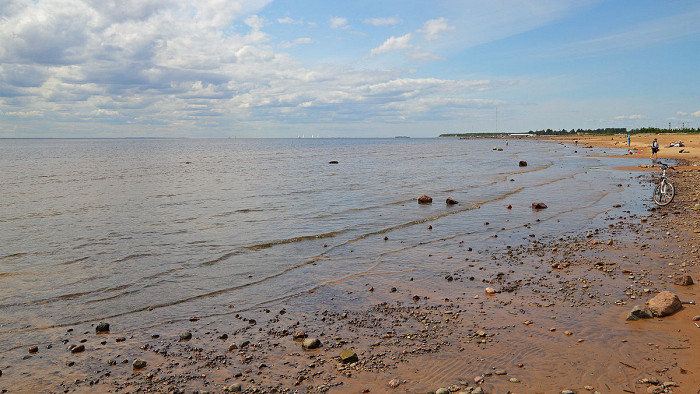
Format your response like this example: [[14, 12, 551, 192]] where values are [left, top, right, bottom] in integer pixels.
[[627, 134, 631, 147], [651, 138, 659, 160]]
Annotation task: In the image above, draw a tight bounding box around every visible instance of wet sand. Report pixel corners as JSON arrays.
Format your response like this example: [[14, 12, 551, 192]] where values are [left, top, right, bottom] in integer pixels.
[[2, 136, 700, 393]]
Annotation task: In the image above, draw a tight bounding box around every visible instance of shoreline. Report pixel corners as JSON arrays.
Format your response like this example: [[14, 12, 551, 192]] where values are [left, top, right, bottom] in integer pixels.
[[2, 137, 699, 393]]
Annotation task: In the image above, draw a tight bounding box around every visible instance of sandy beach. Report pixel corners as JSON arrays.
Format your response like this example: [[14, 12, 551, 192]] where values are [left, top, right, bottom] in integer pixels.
[[2, 135, 699, 394]]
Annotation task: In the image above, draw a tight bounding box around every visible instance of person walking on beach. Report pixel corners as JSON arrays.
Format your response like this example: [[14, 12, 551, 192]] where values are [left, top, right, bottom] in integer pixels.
[[651, 138, 659, 160]]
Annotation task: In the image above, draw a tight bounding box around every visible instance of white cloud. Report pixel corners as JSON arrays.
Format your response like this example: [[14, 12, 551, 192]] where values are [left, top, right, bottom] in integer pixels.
[[329, 16, 348, 29], [692, 111, 700, 118], [614, 114, 643, 120], [279, 37, 312, 49], [419, 17, 454, 40], [367, 34, 413, 57], [364, 17, 400, 26]]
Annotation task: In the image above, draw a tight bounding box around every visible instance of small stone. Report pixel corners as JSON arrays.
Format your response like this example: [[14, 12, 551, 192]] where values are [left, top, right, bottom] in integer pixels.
[[435, 388, 449, 394], [519, 160, 527, 167], [132, 359, 147, 369], [339, 349, 358, 364], [561, 391, 575, 394], [115, 337, 126, 342], [302, 338, 321, 349], [28, 346, 38, 353], [485, 287, 497, 294], [179, 331, 192, 340], [70, 344, 85, 353], [509, 377, 520, 383], [627, 305, 654, 320], [95, 322, 110, 333], [692, 315, 700, 321], [474, 375, 484, 384], [564, 331, 573, 336], [507, 204, 512, 209], [494, 369, 507, 375], [584, 386, 594, 391], [472, 388, 485, 394], [226, 383, 242, 392], [532, 202, 548, 209], [446, 197, 459, 205]]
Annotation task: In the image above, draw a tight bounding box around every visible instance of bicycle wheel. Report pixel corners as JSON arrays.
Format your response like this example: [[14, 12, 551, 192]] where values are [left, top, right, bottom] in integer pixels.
[[653, 181, 675, 206]]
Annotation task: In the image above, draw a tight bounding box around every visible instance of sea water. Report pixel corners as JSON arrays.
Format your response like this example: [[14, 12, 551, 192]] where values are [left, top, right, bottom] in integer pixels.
[[0, 138, 651, 349]]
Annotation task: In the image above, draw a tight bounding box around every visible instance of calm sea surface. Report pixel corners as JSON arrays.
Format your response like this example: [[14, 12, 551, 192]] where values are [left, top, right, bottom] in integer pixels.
[[0, 138, 649, 350]]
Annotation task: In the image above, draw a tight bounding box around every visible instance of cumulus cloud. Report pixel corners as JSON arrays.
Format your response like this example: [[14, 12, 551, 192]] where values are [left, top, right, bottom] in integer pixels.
[[692, 111, 700, 118], [419, 17, 454, 40], [0, 0, 500, 136], [367, 34, 413, 57], [329, 17, 348, 29], [364, 17, 400, 26]]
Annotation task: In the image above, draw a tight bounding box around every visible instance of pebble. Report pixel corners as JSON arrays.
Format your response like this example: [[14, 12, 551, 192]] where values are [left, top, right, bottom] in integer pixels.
[[28, 346, 38, 353], [494, 369, 507, 375], [472, 388, 485, 394], [435, 388, 449, 394], [225, 383, 242, 392], [692, 316, 700, 321], [509, 377, 520, 383]]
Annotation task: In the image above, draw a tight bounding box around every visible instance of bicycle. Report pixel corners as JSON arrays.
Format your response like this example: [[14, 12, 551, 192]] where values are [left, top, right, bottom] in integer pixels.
[[652, 163, 675, 206]]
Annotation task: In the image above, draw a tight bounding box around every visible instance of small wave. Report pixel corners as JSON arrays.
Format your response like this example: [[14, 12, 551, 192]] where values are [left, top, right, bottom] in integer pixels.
[[114, 253, 153, 263], [0, 252, 27, 260], [243, 229, 350, 250]]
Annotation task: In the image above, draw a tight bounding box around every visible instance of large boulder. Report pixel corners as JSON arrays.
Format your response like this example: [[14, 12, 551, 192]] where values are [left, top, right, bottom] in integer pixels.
[[647, 291, 682, 317]]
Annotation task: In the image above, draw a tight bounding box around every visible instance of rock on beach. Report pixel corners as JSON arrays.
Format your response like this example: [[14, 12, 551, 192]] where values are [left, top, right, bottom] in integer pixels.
[[647, 291, 682, 317], [532, 202, 548, 209], [302, 338, 321, 349], [95, 322, 110, 333], [626, 305, 654, 321]]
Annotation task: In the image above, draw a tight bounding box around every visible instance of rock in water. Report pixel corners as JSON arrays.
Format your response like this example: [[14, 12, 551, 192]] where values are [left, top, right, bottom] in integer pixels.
[[339, 349, 358, 364], [95, 322, 110, 333], [626, 305, 654, 321], [418, 194, 433, 204], [519, 160, 527, 167], [302, 338, 321, 349], [328, 161, 339, 164], [133, 359, 147, 369], [446, 197, 459, 205], [674, 275, 694, 286], [531, 202, 548, 209], [647, 291, 682, 317]]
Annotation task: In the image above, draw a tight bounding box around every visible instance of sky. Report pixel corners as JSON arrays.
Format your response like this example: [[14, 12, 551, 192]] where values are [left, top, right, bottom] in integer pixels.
[[1, 0, 699, 138]]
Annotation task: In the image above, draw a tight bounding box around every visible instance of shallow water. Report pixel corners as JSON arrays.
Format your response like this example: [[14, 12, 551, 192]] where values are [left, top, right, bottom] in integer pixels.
[[0, 138, 651, 351]]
